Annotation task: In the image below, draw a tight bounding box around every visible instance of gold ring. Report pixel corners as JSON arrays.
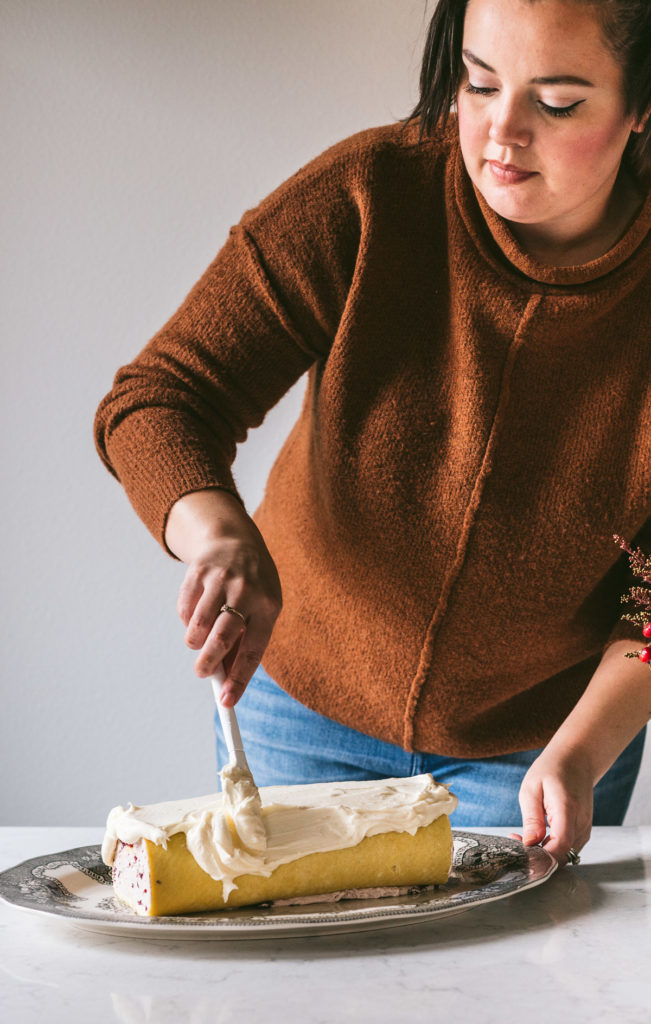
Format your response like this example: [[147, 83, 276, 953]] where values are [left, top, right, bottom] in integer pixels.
[[219, 603, 248, 626], [566, 847, 581, 866]]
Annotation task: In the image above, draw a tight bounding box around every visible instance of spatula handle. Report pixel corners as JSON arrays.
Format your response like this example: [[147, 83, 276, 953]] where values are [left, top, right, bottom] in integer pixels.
[[211, 665, 250, 772]]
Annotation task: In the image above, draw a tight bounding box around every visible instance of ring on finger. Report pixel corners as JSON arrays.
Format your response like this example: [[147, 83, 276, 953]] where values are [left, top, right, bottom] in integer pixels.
[[566, 847, 581, 866], [219, 603, 248, 626]]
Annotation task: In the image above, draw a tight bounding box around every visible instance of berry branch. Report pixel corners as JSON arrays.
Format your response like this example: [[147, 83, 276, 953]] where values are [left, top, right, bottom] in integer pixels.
[[612, 534, 651, 666]]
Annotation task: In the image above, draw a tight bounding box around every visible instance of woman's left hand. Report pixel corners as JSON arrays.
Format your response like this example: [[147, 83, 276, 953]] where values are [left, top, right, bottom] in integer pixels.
[[510, 747, 594, 865], [510, 639, 651, 865]]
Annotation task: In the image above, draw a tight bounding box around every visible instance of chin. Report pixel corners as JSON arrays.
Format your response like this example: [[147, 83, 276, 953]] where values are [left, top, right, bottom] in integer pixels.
[[476, 179, 542, 226]]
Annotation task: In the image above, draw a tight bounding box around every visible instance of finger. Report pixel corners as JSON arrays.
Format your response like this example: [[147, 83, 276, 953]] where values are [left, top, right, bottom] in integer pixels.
[[542, 836, 578, 866], [193, 611, 245, 678], [543, 811, 591, 866], [176, 571, 205, 628], [540, 792, 578, 865], [184, 585, 227, 651], [576, 824, 592, 851], [220, 619, 274, 706], [518, 781, 547, 847]]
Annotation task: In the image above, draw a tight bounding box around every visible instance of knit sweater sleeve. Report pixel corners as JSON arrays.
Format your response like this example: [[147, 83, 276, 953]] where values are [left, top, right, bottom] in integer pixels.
[[603, 517, 651, 651], [94, 147, 363, 552]]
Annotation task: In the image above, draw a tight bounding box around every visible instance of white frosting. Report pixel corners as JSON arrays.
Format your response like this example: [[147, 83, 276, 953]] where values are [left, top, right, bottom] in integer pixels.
[[102, 774, 457, 900], [219, 763, 267, 854]]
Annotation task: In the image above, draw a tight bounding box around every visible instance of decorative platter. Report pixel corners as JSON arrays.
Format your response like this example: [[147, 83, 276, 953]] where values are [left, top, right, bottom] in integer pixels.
[[0, 831, 556, 940]]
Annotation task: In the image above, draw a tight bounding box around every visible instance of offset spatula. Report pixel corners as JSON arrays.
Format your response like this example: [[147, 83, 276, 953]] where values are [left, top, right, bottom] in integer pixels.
[[211, 663, 252, 774], [211, 664, 266, 851]]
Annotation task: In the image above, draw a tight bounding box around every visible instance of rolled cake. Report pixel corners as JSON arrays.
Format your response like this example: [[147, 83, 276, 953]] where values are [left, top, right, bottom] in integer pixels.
[[102, 774, 457, 916]]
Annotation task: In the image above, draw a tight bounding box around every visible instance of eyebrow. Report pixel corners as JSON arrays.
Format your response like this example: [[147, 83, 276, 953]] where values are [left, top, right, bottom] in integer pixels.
[[461, 49, 595, 88]]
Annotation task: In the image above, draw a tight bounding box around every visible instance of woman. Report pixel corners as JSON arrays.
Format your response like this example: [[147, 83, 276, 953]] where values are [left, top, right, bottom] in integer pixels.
[[95, 0, 651, 864]]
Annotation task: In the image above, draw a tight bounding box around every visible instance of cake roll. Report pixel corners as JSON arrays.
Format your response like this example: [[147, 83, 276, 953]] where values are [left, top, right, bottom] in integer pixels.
[[102, 774, 458, 916]]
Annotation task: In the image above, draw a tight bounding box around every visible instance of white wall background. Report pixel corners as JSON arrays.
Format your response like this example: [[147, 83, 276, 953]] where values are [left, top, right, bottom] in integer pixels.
[[2, 0, 649, 826]]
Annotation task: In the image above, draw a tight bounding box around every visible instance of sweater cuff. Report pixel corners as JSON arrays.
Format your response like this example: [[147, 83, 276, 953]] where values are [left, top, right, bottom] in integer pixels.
[[99, 408, 244, 557]]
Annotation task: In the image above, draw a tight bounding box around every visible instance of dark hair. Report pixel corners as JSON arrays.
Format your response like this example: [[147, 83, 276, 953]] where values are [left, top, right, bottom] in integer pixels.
[[406, 0, 651, 173]]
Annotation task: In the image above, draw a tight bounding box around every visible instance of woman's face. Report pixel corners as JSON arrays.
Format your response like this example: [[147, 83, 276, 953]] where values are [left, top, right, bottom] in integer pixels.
[[456, 0, 643, 247]]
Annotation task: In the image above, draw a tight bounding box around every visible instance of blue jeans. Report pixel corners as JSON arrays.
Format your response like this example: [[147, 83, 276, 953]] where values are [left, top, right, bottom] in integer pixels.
[[215, 665, 646, 826]]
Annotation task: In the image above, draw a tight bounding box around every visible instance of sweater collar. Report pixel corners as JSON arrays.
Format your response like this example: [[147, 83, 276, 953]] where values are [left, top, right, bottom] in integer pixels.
[[452, 134, 651, 286]]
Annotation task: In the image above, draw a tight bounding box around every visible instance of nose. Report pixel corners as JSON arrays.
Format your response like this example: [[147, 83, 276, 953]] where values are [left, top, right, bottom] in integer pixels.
[[488, 95, 532, 148]]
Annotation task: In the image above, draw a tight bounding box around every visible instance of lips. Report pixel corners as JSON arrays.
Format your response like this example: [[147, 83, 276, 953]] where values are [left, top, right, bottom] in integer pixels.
[[488, 160, 537, 184]]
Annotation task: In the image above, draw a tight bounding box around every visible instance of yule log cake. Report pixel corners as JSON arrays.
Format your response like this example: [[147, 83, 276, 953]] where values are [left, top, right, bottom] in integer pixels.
[[102, 774, 458, 916]]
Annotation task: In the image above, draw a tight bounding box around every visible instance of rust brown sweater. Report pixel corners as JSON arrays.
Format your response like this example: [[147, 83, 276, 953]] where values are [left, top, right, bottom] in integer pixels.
[[95, 119, 651, 757]]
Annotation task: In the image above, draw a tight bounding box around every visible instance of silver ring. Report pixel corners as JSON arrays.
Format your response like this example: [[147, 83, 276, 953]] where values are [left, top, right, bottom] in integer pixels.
[[219, 603, 248, 626], [566, 847, 581, 866]]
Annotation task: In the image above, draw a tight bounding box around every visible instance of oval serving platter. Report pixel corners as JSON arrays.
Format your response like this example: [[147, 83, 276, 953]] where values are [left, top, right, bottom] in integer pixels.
[[0, 830, 556, 940]]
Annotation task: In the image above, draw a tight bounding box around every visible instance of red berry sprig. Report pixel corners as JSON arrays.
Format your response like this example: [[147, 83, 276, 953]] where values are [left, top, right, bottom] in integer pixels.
[[613, 535, 651, 667]]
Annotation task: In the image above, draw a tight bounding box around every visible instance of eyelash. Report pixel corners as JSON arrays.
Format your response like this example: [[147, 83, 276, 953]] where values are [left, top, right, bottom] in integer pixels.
[[463, 83, 583, 119]]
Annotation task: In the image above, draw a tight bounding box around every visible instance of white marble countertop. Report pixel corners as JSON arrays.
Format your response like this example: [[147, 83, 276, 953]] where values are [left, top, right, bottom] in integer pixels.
[[1, 826, 650, 1023]]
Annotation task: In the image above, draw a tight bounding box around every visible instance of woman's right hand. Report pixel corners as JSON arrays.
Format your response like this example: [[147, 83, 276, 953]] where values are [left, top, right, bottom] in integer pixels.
[[165, 488, 282, 706]]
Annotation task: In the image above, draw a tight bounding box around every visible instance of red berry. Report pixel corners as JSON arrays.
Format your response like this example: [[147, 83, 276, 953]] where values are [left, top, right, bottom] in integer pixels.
[[639, 647, 651, 664], [643, 623, 651, 638]]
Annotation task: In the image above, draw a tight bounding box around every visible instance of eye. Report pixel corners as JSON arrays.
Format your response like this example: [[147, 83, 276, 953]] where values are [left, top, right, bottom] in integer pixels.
[[538, 99, 585, 118], [464, 84, 496, 96], [463, 83, 586, 118]]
